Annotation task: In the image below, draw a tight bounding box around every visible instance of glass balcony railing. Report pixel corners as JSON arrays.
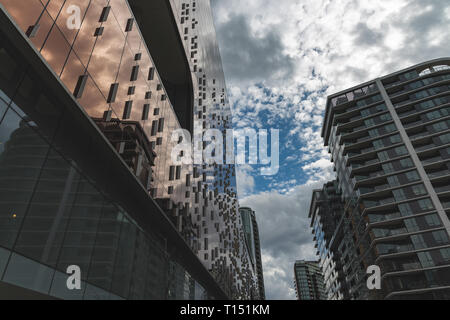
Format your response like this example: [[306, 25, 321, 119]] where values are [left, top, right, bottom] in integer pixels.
[[410, 131, 429, 140], [372, 227, 409, 239], [363, 197, 396, 208], [416, 143, 438, 152], [377, 244, 415, 255], [428, 170, 450, 178], [404, 120, 423, 128], [359, 184, 391, 195], [434, 185, 450, 193], [422, 156, 444, 165], [368, 211, 403, 223]]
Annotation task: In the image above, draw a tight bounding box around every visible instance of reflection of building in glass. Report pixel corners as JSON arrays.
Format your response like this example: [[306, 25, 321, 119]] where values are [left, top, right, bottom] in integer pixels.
[[309, 181, 351, 300], [0, 0, 256, 299], [239, 207, 265, 299], [322, 58, 450, 299], [294, 260, 325, 300]]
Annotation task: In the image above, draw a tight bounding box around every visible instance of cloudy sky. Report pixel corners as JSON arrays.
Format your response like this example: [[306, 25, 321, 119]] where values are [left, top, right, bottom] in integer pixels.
[[210, 0, 450, 299]]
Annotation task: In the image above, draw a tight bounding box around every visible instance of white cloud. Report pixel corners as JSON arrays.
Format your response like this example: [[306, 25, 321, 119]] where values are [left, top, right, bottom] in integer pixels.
[[240, 183, 323, 299], [211, 0, 450, 300]]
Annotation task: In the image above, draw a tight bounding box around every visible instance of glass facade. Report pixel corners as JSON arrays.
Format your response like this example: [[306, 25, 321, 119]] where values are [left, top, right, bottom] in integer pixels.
[[239, 207, 265, 300], [322, 58, 450, 299], [309, 181, 352, 300], [294, 260, 325, 300], [0, 0, 256, 299]]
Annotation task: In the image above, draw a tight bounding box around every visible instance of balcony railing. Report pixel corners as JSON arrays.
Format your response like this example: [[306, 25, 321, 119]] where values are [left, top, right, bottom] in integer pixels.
[[421, 156, 443, 165], [372, 227, 408, 239], [428, 169, 450, 179], [369, 211, 403, 223]]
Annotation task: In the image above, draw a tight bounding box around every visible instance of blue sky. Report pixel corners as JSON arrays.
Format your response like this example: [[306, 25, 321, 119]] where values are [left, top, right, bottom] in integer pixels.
[[211, 0, 450, 299]]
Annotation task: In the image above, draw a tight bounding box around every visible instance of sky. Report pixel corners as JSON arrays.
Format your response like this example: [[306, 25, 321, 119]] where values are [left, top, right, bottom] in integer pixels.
[[210, 0, 450, 300]]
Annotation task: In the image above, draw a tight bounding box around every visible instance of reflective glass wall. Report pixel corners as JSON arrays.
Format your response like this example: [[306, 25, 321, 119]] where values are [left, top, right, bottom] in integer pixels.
[[0, 0, 256, 299]]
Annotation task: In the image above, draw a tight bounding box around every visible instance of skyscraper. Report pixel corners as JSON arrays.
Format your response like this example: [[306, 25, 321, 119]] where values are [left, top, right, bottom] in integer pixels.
[[239, 207, 265, 299], [309, 181, 351, 300], [0, 0, 256, 299], [294, 260, 325, 300], [322, 58, 450, 299]]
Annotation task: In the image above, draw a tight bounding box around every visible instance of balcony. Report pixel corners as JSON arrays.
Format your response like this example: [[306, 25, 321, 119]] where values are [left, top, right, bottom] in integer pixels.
[[422, 156, 445, 165], [416, 143, 439, 152], [372, 227, 409, 239], [363, 197, 396, 209], [435, 184, 450, 194], [353, 170, 385, 183], [377, 243, 415, 255], [428, 169, 450, 179], [404, 119, 423, 129]]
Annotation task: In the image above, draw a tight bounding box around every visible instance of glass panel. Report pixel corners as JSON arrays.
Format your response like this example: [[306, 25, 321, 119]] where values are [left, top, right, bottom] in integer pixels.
[[110, 215, 136, 298], [87, 204, 123, 291], [56, 178, 103, 277], [3, 253, 54, 294], [40, 23, 72, 76], [0, 246, 11, 276], [84, 284, 110, 300], [49, 269, 85, 300], [0, 108, 49, 249], [13, 151, 78, 267]]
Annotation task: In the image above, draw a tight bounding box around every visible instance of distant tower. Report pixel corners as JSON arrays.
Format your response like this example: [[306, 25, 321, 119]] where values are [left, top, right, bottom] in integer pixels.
[[239, 207, 266, 299], [294, 260, 326, 300]]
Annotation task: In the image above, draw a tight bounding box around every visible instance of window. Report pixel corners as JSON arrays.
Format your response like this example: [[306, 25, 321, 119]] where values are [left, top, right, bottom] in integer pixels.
[[365, 118, 375, 127], [382, 162, 395, 173], [432, 230, 449, 245], [406, 170, 420, 182], [151, 120, 158, 136], [387, 175, 400, 187], [385, 123, 397, 133], [373, 139, 384, 149], [425, 214, 441, 227], [393, 188, 406, 201], [378, 151, 389, 161], [390, 134, 402, 144], [169, 166, 175, 181], [400, 158, 413, 169], [411, 184, 426, 196], [418, 198, 434, 211], [399, 203, 413, 216], [439, 133, 450, 144], [175, 166, 181, 180], [395, 146, 408, 156], [157, 118, 164, 132], [404, 218, 420, 232], [418, 251, 435, 268], [440, 248, 450, 260], [411, 234, 427, 249], [432, 121, 449, 132]]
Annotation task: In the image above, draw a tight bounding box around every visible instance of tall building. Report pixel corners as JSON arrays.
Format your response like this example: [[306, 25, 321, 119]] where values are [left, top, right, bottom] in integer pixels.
[[309, 181, 351, 300], [294, 260, 325, 300], [0, 0, 256, 299], [322, 58, 450, 299], [239, 207, 265, 299]]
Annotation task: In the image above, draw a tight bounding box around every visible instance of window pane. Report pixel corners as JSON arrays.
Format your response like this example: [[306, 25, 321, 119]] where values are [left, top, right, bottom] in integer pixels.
[[3, 253, 54, 294], [0, 108, 49, 249]]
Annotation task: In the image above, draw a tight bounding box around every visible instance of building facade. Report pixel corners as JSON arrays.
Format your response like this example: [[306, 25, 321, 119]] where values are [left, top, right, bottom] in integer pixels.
[[0, 0, 256, 299], [294, 260, 325, 300], [309, 181, 352, 300], [239, 207, 265, 299], [322, 58, 450, 299]]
